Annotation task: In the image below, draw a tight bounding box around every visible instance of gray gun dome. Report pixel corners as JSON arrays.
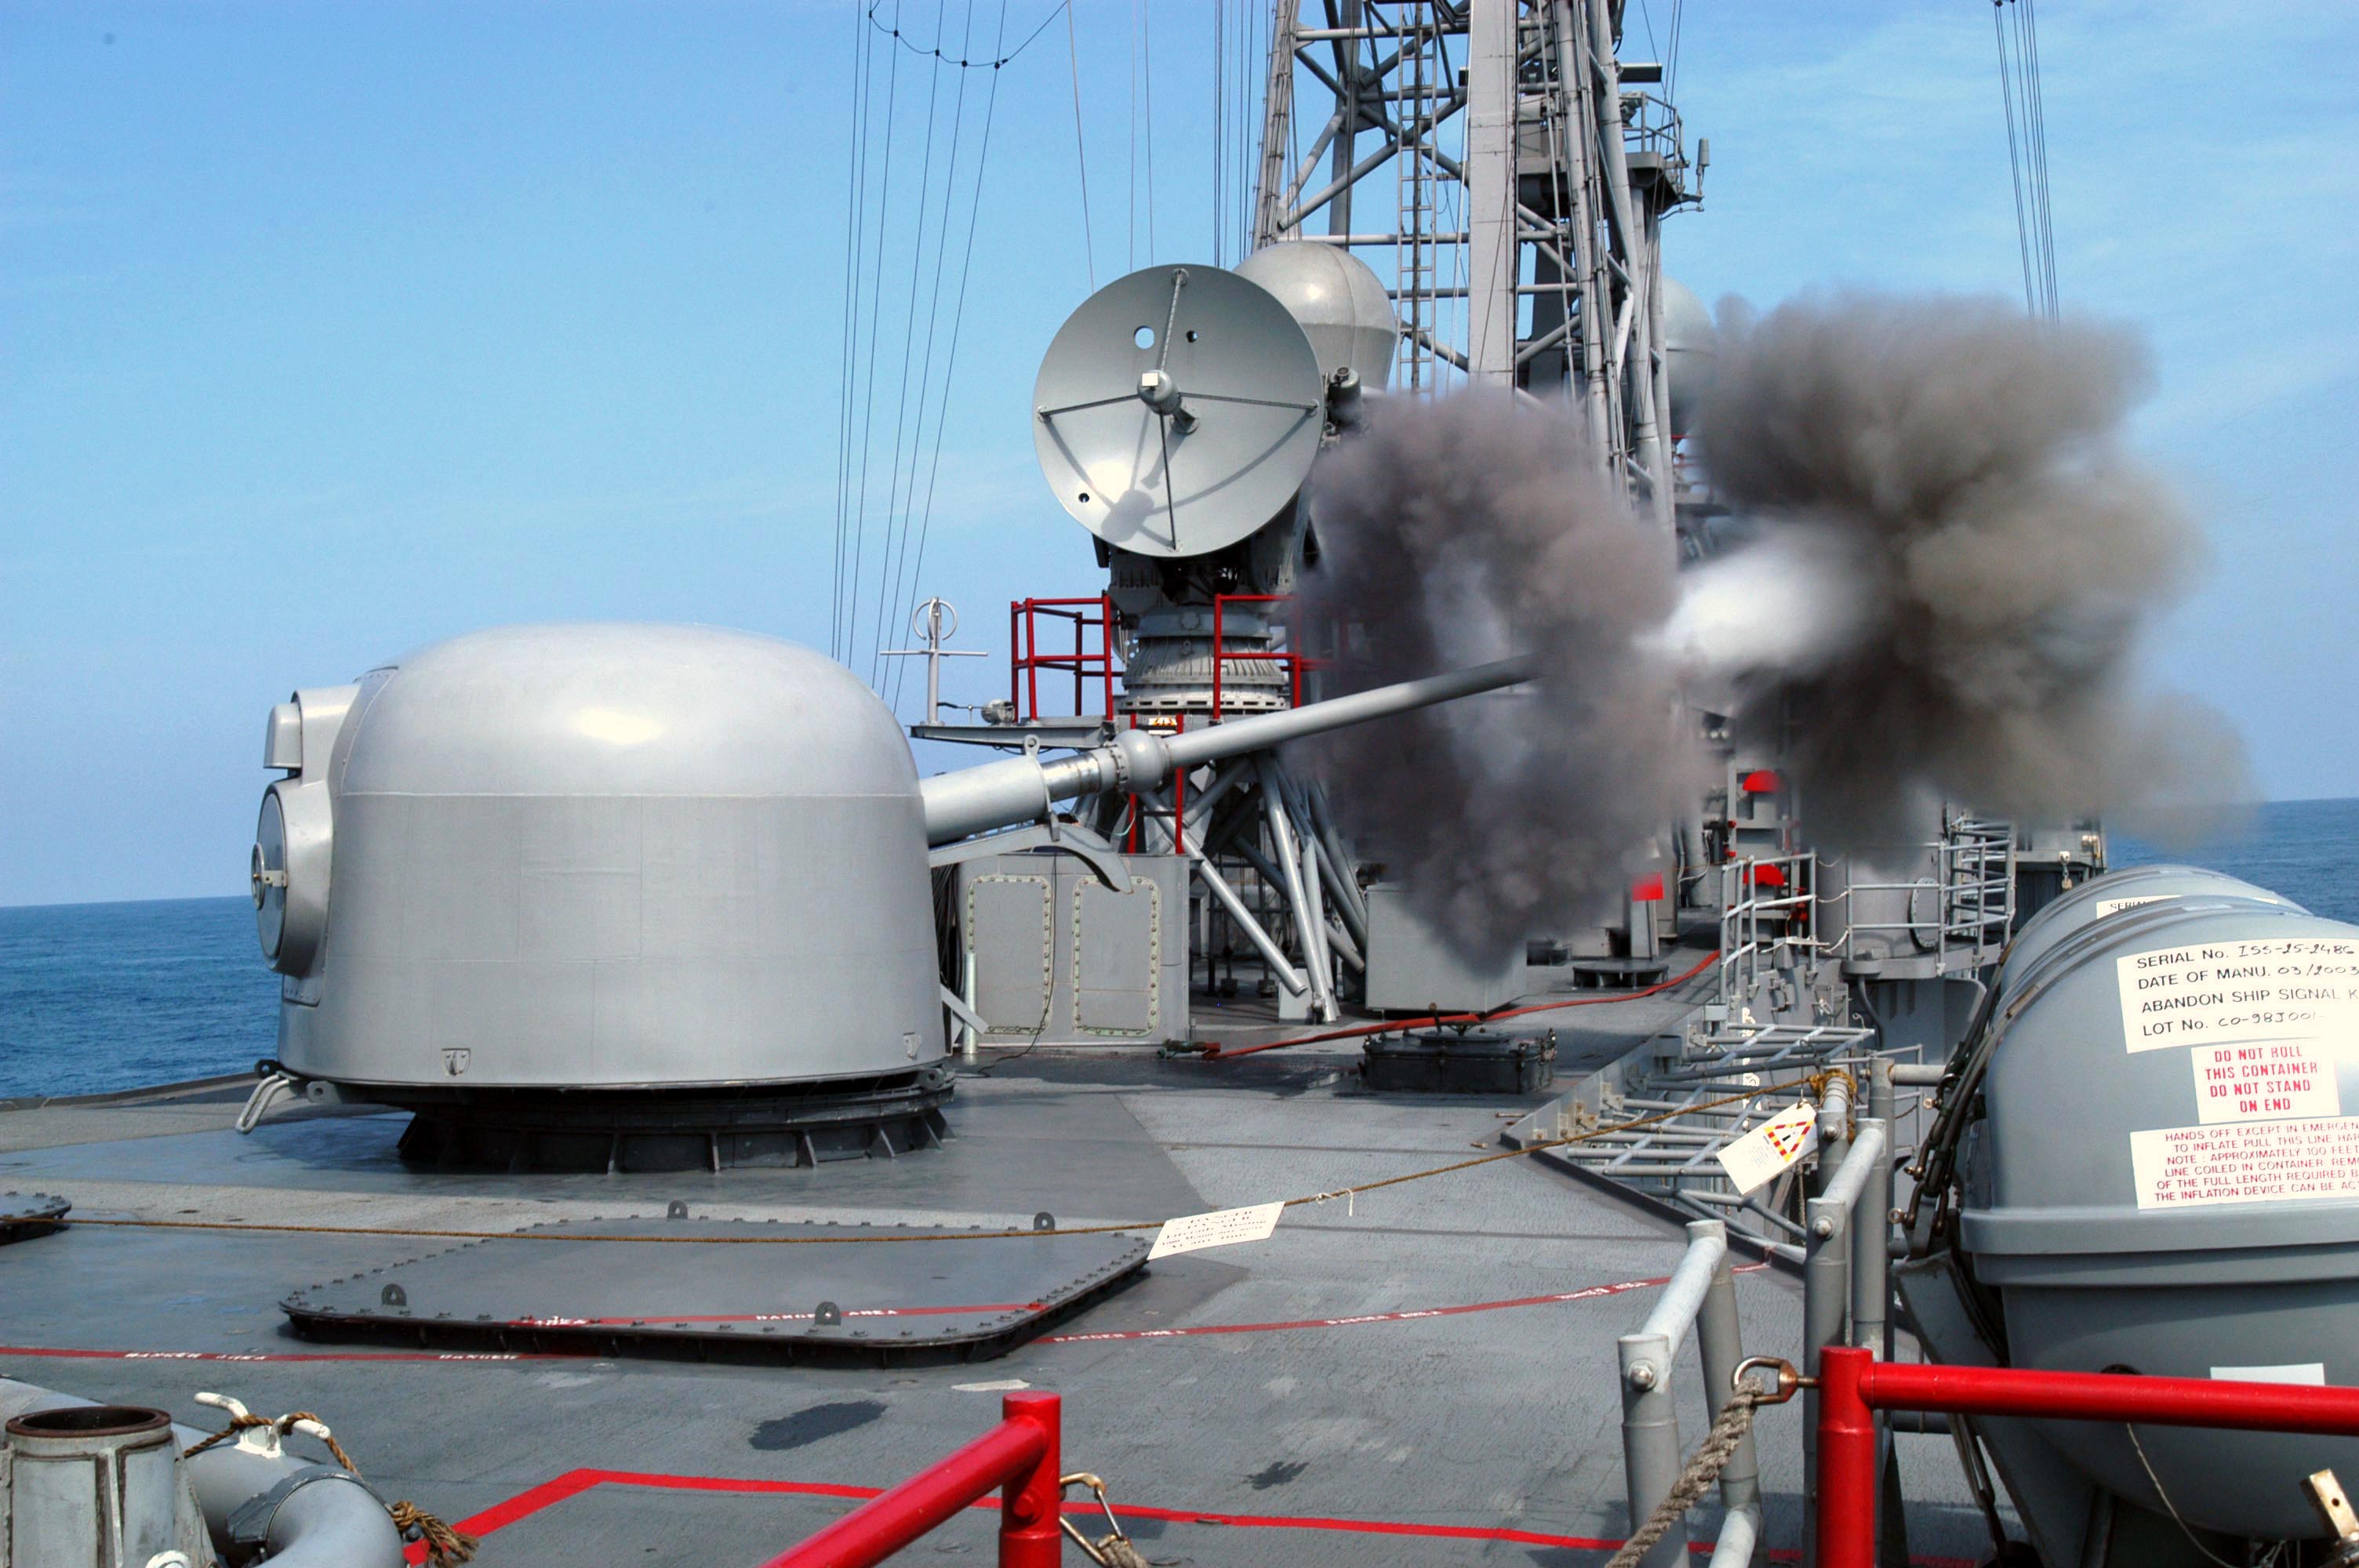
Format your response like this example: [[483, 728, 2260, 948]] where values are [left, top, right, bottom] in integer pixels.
[[278, 623, 942, 1099], [1958, 895, 2359, 1539]]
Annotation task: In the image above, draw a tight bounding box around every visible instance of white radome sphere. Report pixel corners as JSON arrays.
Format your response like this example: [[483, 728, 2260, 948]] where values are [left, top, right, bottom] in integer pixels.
[[1236, 241, 1401, 389]]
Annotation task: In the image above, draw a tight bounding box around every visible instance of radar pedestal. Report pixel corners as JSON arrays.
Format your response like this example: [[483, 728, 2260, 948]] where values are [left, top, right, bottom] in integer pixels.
[[1020, 255, 1400, 1022]]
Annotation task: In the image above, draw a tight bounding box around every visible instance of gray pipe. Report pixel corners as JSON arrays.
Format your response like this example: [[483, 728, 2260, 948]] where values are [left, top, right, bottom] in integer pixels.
[[0, 1377, 405, 1568], [921, 655, 1536, 844], [1633, 1222, 1727, 1372], [1189, 849, 1307, 996], [1848, 1118, 1892, 1352], [1707, 1504, 1760, 1568]]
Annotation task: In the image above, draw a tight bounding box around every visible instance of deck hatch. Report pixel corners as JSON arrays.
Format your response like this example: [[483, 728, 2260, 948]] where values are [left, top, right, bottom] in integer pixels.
[[280, 1215, 1148, 1365]]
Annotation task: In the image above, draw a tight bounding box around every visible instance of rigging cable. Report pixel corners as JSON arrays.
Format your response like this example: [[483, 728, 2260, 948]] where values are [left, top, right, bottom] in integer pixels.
[[867, 0, 953, 684], [1665, 0, 1684, 107], [830, 5, 875, 659], [886, 0, 1016, 711], [1990, 0, 2059, 321], [872, 0, 964, 686], [1141, 0, 1156, 260], [845, 0, 907, 671], [834, 1, 1052, 702], [1211, 0, 1225, 263], [862, 0, 1063, 66], [1066, 1, 1098, 290], [2020, 0, 2059, 317]]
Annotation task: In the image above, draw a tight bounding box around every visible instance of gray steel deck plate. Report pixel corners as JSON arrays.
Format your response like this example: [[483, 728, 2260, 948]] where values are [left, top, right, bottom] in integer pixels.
[[0, 1191, 69, 1243], [280, 1214, 1150, 1364]]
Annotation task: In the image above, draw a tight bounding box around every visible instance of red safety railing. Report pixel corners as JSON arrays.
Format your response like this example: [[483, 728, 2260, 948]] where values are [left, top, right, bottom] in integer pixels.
[[1816, 1347, 2359, 1568], [762, 1392, 1061, 1568], [1009, 597, 1116, 724]]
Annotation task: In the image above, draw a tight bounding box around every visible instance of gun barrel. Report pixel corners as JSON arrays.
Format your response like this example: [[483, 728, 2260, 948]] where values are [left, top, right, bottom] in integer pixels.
[[920, 654, 1532, 845], [1160, 655, 1536, 768]]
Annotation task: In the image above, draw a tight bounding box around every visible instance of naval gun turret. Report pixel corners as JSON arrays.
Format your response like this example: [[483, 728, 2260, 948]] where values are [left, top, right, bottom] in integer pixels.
[[244, 622, 1528, 1169]]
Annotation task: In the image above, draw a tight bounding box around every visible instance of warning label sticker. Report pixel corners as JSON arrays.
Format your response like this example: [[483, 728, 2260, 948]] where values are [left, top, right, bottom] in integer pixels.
[[1714, 1100, 1819, 1196], [1147, 1201, 1284, 1260], [2131, 1116, 2359, 1208], [2116, 938, 2359, 1053], [2191, 1040, 2341, 1123]]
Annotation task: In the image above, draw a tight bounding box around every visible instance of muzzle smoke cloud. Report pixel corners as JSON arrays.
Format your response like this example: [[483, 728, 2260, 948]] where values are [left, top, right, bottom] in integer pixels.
[[1295, 394, 1699, 956], [1691, 292, 2245, 845], [1299, 292, 2238, 950]]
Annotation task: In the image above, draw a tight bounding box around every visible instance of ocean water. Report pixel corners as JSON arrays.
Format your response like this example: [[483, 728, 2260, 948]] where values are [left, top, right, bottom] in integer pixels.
[[2110, 796, 2359, 927], [2, 798, 2353, 1101], [0, 897, 279, 1100]]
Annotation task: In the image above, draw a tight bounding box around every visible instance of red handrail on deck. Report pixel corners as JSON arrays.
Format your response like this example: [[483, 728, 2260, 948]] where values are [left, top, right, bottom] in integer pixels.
[[762, 1392, 1062, 1568], [1816, 1346, 2359, 1568]]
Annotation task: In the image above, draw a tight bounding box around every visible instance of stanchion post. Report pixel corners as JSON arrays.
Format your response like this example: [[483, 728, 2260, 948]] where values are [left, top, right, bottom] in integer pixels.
[[1801, 1192, 1850, 1565], [1618, 1330, 1692, 1568], [1849, 1117, 1890, 1352], [999, 1392, 1063, 1568], [1817, 1346, 1877, 1568], [1693, 1230, 1759, 1514]]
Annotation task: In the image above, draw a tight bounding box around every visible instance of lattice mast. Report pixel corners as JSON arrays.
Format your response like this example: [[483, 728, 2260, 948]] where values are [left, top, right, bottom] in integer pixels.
[[1252, 0, 1699, 524]]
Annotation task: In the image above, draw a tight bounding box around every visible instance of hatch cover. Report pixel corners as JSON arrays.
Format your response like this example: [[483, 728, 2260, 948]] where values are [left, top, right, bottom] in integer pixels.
[[0, 1191, 69, 1244], [281, 1214, 1149, 1364]]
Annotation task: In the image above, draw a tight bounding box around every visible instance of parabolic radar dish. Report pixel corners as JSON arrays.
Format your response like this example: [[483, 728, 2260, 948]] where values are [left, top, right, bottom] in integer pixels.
[[1032, 263, 1325, 561]]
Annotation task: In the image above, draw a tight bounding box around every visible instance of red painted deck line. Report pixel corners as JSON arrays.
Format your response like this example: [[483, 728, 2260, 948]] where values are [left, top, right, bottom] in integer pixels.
[[0, 1258, 1772, 1363], [405, 1466, 1976, 1567]]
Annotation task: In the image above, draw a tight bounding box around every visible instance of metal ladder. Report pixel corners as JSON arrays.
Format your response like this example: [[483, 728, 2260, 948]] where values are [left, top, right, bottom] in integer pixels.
[[1394, 2, 1438, 392]]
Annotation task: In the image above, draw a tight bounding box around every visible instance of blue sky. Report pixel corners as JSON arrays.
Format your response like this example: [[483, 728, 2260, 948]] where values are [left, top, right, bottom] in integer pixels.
[[3, 1, 2353, 906]]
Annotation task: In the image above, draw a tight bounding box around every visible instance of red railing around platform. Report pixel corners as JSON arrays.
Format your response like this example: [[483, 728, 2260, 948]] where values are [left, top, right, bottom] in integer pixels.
[[761, 1392, 1062, 1568], [1816, 1346, 2359, 1568], [1009, 597, 1114, 723]]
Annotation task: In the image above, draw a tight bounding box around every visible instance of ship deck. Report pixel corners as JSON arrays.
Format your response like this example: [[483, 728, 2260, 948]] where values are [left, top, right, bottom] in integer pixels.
[[0, 989, 2007, 1566]]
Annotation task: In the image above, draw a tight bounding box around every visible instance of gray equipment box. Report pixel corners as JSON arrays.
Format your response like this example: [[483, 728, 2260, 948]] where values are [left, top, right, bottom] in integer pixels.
[[1361, 884, 1525, 1014], [956, 850, 1188, 1047], [1364, 1029, 1556, 1094]]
